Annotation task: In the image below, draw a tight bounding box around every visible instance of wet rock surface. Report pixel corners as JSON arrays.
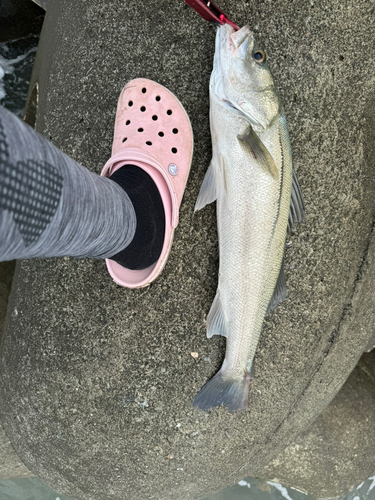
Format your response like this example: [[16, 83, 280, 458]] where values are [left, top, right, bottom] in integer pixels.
[[1, 0, 375, 499]]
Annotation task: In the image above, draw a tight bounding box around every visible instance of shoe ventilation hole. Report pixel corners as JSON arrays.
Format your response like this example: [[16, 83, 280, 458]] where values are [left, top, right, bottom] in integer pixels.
[[152, 115, 158, 121], [173, 128, 178, 134], [142, 88, 147, 93], [122, 137, 127, 142], [141, 106, 146, 112], [167, 109, 172, 115], [126, 120, 131, 125], [155, 96, 161, 101], [138, 128, 144, 132], [172, 147, 177, 154], [146, 141, 152, 146], [128, 101, 133, 106], [158, 132, 164, 137]]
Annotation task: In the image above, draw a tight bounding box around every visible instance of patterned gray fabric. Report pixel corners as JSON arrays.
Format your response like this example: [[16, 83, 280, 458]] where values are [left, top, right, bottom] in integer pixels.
[[0, 106, 136, 261]]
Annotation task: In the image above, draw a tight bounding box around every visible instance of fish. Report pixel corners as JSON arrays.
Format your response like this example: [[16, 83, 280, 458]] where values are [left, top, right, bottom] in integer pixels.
[[192, 24, 304, 412]]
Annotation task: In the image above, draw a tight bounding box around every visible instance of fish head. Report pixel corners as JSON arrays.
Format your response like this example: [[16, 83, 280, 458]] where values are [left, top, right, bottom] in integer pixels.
[[212, 24, 280, 130]]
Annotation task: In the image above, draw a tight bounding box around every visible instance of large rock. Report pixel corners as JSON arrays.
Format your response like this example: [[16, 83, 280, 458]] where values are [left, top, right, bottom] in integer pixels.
[[1, 0, 375, 499]]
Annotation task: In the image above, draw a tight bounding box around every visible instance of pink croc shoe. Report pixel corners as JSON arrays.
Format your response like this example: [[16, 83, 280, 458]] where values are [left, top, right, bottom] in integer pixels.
[[101, 78, 193, 288]]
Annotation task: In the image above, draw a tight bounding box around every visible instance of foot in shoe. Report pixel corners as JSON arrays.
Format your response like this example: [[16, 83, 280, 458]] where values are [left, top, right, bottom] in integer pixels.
[[109, 165, 165, 271]]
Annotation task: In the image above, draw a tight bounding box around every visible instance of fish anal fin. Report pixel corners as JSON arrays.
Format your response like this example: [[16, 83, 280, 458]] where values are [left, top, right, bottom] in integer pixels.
[[267, 259, 287, 314], [237, 126, 279, 179], [288, 168, 305, 233], [207, 291, 228, 338]]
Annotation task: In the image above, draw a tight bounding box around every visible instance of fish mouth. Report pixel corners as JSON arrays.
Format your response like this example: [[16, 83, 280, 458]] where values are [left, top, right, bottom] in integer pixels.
[[230, 25, 251, 58], [220, 24, 252, 57], [214, 25, 253, 115]]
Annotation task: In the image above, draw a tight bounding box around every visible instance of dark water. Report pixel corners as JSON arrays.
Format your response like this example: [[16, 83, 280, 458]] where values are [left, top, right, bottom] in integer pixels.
[[0, 29, 374, 500], [0, 34, 38, 117]]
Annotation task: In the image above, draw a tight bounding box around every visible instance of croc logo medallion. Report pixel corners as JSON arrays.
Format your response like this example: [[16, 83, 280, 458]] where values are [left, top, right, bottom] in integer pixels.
[[168, 164, 178, 176]]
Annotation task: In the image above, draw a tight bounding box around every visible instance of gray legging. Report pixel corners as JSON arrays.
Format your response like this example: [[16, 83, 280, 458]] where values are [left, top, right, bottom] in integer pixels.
[[0, 105, 136, 262]]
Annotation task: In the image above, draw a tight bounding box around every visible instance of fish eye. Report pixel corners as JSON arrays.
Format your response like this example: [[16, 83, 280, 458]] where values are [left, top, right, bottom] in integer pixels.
[[253, 50, 266, 64]]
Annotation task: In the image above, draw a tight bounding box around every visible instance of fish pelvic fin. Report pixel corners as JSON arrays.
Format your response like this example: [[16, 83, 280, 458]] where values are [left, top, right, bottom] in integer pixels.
[[195, 154, 231, 212], [195, 162, 217, 211], [237, 125, 279, 179], [192, 368, 252, 413]]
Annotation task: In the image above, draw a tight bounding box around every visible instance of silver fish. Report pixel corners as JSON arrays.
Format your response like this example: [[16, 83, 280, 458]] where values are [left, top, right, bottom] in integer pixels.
[[193, 25, 304, 412]]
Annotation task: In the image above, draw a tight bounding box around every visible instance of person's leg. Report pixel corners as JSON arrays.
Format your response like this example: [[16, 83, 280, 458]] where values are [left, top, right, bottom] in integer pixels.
[[0, 78, 193, 288], [0, 105, 137, 262]]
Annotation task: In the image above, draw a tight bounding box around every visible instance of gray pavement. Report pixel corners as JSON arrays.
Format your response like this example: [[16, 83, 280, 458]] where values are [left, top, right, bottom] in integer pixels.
[[0, 0, 375, 499]]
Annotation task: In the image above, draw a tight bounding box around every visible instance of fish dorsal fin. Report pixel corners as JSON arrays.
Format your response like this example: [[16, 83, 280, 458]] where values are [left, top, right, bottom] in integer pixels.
[[267, 258, 287, 314], [267, 169, 304, 313], [195, 162, 217, 212], [237, 126, 279, 179], [207, 291, 228, 338], [288, 168, 305, 233]]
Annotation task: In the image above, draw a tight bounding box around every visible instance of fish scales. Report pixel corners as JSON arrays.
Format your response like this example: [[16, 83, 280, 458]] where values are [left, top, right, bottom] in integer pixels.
[[217, 108, 290, 369], [193, 24, 303, 412]]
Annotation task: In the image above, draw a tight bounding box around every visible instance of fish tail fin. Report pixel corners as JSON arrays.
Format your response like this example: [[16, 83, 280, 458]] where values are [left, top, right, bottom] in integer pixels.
[[192, 368, 252, 413]]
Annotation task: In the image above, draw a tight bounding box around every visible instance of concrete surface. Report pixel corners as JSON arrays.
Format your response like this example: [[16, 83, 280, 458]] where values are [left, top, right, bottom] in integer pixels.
[[2, 352, 374, 498], [0, 260, 33, 481], [0, 0, 375, 499], [257, 351, 375, 499], [0, 422, 33, 480]]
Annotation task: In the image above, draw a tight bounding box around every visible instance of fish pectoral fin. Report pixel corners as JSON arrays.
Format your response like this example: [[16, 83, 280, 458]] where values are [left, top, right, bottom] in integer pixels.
[[267, 258, 287, 314], [207, 291, 228, 338], [237, 126, 279, 179], [195, 162, 218, 211], [287, 167, 305, 233]]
